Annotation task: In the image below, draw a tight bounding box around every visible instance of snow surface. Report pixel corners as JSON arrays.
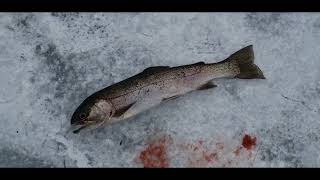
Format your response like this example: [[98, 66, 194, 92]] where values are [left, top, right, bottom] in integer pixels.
[[0, 13, 320, 167]]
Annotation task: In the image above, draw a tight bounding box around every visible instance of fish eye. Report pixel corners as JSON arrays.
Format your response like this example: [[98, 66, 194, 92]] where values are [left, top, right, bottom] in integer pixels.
[[79, 113, 86, 119]]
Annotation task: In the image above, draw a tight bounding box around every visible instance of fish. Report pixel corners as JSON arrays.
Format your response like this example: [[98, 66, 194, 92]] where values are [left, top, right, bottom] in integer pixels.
[[70, 45, 265, 133]]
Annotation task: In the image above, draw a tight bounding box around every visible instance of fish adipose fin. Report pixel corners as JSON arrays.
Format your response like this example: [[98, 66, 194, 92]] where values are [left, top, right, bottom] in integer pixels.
[[196, 81, 217, 90], [225, 45, 265, 79]]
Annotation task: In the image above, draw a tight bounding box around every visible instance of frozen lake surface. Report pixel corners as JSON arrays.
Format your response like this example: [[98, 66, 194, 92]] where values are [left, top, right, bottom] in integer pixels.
[[0, 13, 320, 167]]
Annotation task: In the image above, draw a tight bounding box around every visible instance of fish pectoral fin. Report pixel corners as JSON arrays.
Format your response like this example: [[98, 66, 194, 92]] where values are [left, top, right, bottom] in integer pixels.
[[120, 98, 162, 120], [196, 81, 217, 91], [113, 103, 135, 117]]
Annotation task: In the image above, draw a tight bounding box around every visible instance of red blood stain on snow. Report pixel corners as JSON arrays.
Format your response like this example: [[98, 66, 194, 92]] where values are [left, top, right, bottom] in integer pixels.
[[135, 133, 257, 167], [198, 140, 203, 145], [233, 134, 257, 157], [216, 142, 224, 150], [138, 136, 169, 168], [233, 147, 243, 156], [203, 151, 217, 162], [182, 140, 219, 167], [241, 134, 257, 150]]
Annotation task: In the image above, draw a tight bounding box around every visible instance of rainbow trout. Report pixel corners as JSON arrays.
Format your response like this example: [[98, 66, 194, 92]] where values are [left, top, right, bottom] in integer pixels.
[[71, 45, 265, 133]]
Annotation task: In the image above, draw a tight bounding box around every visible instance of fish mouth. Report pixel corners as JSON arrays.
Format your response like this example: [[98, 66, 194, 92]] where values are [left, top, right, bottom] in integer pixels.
[[70, 117, 110, 134], [72, 125, 88, 134], [71, 120, 84, 126], [71, 120, 97, 134]]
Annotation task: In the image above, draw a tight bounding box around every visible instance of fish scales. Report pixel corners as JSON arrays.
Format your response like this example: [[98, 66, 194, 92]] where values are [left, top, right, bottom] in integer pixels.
[[70, 45, 265, 133]]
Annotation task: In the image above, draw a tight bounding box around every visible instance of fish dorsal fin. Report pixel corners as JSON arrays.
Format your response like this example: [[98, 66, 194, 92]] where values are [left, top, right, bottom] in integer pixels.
[[143, 66, 170, 73]]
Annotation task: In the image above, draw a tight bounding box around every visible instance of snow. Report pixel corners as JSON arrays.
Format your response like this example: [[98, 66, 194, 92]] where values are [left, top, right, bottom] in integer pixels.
[[0, 13, 320, 167]]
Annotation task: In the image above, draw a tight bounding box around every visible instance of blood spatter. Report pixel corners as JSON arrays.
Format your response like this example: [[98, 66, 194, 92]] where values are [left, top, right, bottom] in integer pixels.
[[202, 151, 217, 162], [241, 134, 257, 150], [233, 134, 257, 156], [138, 136, 169, 168], [233, 147, 243, 156], [136, 134, 257, 167], [198, 140, 203, 145], [182, 140, 220, 167], [216, 142, 224, 150]]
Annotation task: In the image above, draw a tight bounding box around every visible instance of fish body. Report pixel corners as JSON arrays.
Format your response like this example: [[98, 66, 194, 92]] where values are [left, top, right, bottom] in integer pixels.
[[71, 45, 265, 133]]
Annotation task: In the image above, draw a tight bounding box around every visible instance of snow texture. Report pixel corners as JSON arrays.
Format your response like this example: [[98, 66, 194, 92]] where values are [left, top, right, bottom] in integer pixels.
[[0, 13, 320, 167]]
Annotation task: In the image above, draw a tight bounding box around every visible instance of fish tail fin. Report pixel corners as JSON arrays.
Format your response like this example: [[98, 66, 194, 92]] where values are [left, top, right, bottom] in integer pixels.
[[225, 45, 265, 79]]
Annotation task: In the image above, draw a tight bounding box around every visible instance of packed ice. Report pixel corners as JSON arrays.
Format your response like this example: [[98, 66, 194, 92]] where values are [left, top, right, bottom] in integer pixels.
[[0, 13, 320, 167]]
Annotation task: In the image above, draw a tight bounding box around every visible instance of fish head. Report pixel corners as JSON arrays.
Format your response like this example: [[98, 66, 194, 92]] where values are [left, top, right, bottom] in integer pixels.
[[71, 98, 115, 133]]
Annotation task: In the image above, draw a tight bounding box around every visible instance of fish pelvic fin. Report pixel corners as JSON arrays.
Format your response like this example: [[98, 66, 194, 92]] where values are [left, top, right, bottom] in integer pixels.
[[225, 45, 265, 79], [196, 81, 217, 90]]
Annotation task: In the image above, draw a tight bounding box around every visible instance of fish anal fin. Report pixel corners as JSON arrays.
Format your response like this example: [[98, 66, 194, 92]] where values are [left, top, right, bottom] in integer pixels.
[[192, 61, 205, 65], [196, 81, 217, 90]]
